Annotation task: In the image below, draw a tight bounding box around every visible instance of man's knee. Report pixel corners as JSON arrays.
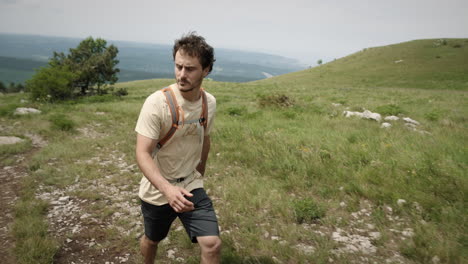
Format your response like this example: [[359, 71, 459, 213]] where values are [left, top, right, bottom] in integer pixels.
[[199, 236, 221, 254], [141, 234, 160, 247]]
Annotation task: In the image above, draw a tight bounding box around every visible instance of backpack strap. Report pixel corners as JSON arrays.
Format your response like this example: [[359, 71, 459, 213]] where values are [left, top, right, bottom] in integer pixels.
[[156, 87, 179, 150], [153, 86, 208, 155]]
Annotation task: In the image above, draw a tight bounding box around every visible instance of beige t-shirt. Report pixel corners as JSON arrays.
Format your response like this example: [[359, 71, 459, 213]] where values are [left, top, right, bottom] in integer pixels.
[[135, 84, 216, 205]]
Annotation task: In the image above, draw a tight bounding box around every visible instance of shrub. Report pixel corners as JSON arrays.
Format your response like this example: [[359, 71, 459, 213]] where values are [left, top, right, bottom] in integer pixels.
[[49, 114, 75, 131], [27, 66, 77, 101], [375, 104, 405, 116], [258, 94, 294, 108], [226, 106, 247, 116], [113, 87, 128, 97], [424, 110, 442, 121], [293, 198, 325, 223]]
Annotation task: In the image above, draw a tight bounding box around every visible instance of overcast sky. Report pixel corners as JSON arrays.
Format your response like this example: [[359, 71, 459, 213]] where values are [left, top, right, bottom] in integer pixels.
[[1, 0, 467, 65]]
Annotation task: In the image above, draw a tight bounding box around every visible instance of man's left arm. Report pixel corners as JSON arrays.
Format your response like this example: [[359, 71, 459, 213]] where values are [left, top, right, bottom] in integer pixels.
[[196, 135, 211, 176]]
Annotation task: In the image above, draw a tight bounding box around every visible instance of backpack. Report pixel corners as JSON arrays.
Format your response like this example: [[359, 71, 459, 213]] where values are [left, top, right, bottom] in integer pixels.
[[153, 86, 208, 155]]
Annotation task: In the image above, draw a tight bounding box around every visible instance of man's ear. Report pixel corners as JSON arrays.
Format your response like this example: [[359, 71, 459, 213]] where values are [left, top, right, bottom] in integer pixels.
[[203, 67, 210, 78]]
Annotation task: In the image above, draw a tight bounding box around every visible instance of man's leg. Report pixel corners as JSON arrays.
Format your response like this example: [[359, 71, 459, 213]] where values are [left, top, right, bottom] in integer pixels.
[[198, 236, 221, 264], [140, 235, 159, 264]]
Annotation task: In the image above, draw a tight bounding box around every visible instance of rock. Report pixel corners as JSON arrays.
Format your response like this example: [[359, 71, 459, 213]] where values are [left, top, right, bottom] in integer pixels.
[[332, 103, 342, 107], [167, 249, 176, 259], [339, 202, 346, 207], [403, 117, 420, 125], [385, 116, 399, 121], [343, 110, 381, 122], [397, 199, 407, 206], [14, 107, 41, 115], [58, 196, 70, 203], [369, 232, 381, 239], [381, 122, 392, 128], [294, 243, 315, 254], [343, 111, 364, 118], [80, 213, 91, 219], [362, 110, 382, 122], [432, 256, 440, 264], [0, 136, 24, 145]]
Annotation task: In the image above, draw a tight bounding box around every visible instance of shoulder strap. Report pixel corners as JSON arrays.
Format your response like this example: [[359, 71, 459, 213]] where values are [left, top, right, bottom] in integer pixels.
[[200, 89, 208, 130], [156, 87, 179, 150]]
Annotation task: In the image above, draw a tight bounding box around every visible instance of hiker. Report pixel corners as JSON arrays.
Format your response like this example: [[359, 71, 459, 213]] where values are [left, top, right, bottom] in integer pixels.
[[135, 32, 220, 264]]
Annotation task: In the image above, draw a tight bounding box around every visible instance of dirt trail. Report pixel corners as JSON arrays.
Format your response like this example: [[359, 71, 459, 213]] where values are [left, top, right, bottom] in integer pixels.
[[0, 152, 31, 264]]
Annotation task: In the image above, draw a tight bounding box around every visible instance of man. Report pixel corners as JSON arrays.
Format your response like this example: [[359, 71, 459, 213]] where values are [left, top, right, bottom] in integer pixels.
[[135, 32, 220, 264]]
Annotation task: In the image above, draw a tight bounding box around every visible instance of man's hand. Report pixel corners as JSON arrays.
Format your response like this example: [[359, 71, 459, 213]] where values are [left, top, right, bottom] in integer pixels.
[[163, 185, 194, 213]]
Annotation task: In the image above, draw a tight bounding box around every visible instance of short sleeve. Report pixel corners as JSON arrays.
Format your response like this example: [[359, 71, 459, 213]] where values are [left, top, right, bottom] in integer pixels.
[[205, 93, 216, 136], [135, 92, 163, 140]]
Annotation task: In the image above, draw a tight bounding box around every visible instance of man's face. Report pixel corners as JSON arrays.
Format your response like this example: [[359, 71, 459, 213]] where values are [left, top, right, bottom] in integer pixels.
[[174, 49, 209, 93]]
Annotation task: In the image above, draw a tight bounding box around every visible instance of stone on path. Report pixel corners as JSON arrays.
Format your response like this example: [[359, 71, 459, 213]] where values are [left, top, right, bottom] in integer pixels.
[[14, 107, 41, 115], [0, 136, 24, 145]]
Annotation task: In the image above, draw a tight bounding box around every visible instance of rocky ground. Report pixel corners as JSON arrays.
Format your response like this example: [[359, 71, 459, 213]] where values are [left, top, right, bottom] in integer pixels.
[[1, 122, 424, 263]]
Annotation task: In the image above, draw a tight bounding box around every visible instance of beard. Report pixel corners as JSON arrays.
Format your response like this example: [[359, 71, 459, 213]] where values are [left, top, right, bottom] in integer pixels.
[[177, 77, 201, 93]]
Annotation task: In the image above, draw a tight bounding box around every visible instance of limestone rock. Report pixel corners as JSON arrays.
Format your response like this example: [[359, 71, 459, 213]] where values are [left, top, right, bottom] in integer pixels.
[[403, 117, 420, 125], [381, 122, 392, 128], [0, 136, 24, 145], [384, 115, 399, 121], [14, 107, 41, 115], [362, 110, 382, 122]]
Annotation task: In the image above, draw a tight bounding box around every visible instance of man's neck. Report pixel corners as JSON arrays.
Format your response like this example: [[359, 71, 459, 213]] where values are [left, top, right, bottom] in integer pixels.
[[177, 84, 202, 102]]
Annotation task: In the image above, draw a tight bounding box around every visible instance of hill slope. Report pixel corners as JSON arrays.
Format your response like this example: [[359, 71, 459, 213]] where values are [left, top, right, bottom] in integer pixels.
[[264, 39, 468, 90]]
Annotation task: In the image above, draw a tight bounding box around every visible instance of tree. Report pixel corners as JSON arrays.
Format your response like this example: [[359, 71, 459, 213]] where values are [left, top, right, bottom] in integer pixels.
[[0, 81, 6, 93], [317, 59, 323, 66], [51, 37, 120, 95]]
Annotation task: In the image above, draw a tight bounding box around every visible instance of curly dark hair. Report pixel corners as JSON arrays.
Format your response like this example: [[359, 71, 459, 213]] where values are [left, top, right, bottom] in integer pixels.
[[173, 32, 215, 73]]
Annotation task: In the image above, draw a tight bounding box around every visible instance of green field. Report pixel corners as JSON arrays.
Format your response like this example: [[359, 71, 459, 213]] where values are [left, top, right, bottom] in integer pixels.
[[1, 39, 467, 263]]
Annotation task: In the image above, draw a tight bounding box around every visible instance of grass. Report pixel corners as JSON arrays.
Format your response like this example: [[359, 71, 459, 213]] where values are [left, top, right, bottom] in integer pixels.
[[1, 39, 467, 263]]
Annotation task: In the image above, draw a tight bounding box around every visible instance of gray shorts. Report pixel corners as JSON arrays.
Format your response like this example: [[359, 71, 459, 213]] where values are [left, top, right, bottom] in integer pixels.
[[141, 188, 219, 243]]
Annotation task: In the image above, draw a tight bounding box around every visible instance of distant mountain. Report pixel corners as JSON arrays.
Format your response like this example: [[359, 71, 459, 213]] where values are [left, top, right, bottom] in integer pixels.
[[0, 33, 305, 84], [261, 39, 468, 90]]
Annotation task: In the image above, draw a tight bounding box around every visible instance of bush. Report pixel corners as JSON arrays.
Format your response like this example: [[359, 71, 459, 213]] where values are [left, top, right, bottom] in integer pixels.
[[113, 87, 128, 97], [293, 198, 325, 223], [27, 66, 77, 101], [49, 114, 75, 131], [424, 110, 442, 121], [375, 104, 405, 116], [258, 94, 294, 108], [226, 106, 247, 116]]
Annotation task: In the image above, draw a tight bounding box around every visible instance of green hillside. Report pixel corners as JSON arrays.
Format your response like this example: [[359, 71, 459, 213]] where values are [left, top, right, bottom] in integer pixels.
[[1, 39, 467, 263], [265, 39, 468, 90]]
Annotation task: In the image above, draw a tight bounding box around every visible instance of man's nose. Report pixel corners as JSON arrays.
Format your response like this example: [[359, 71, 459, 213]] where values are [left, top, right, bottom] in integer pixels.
[[180, 67, 187, 77]]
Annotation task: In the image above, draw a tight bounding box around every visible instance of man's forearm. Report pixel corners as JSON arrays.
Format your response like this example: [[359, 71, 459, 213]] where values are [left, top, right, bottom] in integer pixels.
[[136, 151, 172, 194]]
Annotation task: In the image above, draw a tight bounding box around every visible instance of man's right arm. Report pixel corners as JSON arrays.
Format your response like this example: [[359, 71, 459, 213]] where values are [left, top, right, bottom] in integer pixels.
[[135, 133, 194, 212]]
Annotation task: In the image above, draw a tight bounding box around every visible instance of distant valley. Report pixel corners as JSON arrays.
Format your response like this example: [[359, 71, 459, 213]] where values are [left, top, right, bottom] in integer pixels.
[[0, 33, 305, 84]]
